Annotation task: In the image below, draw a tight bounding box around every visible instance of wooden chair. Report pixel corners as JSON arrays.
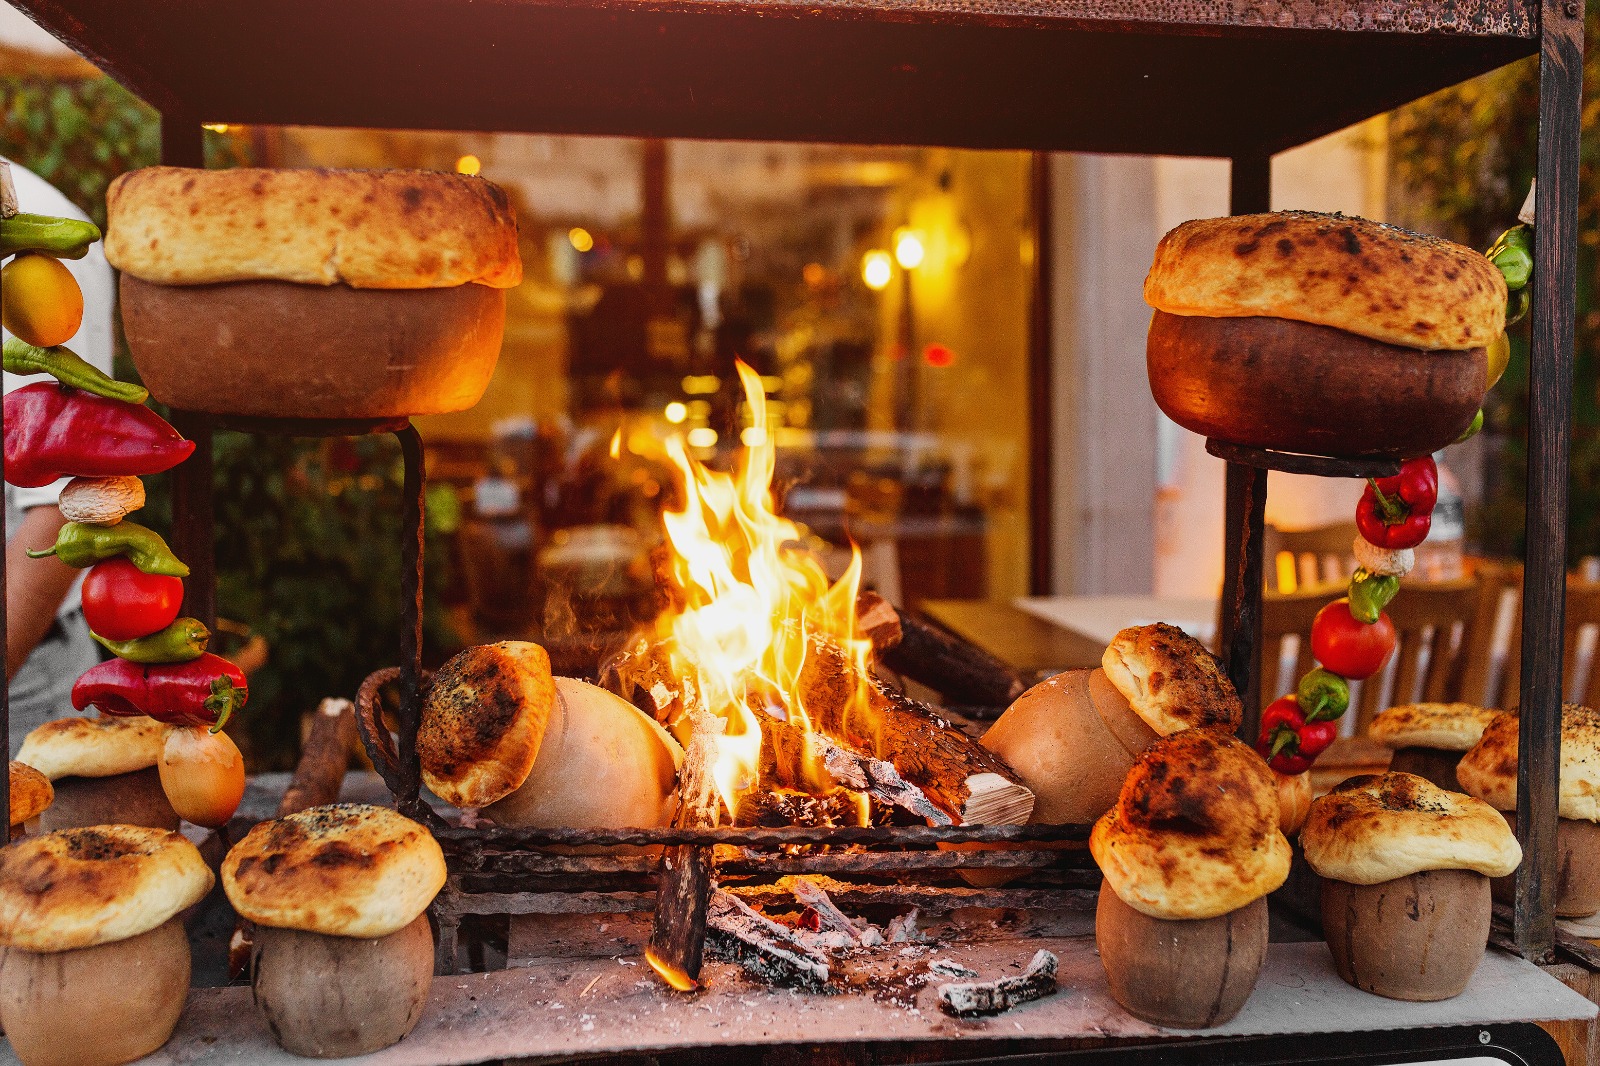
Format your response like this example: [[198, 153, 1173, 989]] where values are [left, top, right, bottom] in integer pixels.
[[1264, 521, 1360, 593], [1457, 564, 1600, 710]]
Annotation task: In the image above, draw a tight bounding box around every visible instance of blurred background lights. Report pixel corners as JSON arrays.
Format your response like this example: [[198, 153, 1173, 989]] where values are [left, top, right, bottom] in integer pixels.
[[455, 154, 481, 175], [687, 427, 719, 448], [663, 401, 688, 424], [568, 226, 595, 253], [893, 227, 925, 270], [740, 426, 768, 447], [861, 250, 893, 291]]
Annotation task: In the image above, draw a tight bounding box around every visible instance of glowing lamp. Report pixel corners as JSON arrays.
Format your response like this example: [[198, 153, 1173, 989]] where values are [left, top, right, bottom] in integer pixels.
[[568, 227, 595, 253], [455, 155, 481, 176], [664, 401, 688, 424], [861, 251, 893, 291], [893, 228, 925, 270]]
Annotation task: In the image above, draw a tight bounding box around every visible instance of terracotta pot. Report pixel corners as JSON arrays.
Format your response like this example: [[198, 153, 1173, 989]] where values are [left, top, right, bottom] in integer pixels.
[[251, 911, 434, 1057], [1147, 311, 1485, 459], [1321, 868, 1489, 1000], [1387, 746, 1466, 793], [120, 275, 505, 419], [1491, 813, 1600, 918], [0, 918, 190, 1066], [37, 767, 177, 833], [1095, 880, 1268, 1028]]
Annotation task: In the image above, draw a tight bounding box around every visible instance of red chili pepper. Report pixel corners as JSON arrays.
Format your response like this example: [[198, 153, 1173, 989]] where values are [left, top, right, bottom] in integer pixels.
[[3, 383, 194, 488], [1355, 457, 1438, 550], [1254, 695, 1333, 775], [71, 652, 247, 732]]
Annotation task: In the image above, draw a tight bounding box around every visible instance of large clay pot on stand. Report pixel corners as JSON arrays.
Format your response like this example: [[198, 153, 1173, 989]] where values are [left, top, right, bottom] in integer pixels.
[[16, 717, 176, 832], [1368, 703, 1500, 794]]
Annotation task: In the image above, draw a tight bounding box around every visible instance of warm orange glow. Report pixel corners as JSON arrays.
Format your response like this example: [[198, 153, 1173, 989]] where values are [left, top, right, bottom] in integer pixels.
[[1275, 551, 1298, 594], [861, 250, 892, 291], [636, 361, 873, 819], [569, 227, 595, 253], [456, 154, 482, 176], [609, 427, 623, 460], [645, 948, 700, 992]]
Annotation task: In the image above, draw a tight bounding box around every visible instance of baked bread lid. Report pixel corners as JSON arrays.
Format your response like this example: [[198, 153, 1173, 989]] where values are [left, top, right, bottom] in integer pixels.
[[8, 762, 52, 825], [1369, 702, 1500, 752], [1144, 211, 1506, 351], [106, 167, 522, 290], [0, 825, 213, 951], [1090, 729, 1291, 920], [17, 715, 165, 779], [1458, 704, 1600, 821], [1102, 622, 1242, 737], [1302, 772, 1521, 884], [222, 803, 445, 938], [420, 641, 558, 809]]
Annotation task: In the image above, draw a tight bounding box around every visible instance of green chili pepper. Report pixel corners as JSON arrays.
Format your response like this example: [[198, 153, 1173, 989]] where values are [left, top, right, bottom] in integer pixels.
[[27, 520, 189, 577], [1296, 667, 1350, 723], [0, 213, 100, 260], [1490, 243, 1533, 291], [92, 617, 209, 664], [2, 338, 149, 404], [1457, 408, 1485, 444], [1348, 567, 1400, 625]]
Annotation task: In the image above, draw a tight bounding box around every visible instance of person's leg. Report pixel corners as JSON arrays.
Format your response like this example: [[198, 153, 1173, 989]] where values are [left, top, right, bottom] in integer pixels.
[[8, 611, 99, 756]]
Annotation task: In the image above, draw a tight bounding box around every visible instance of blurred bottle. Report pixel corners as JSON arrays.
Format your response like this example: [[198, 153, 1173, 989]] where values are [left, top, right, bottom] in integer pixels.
[[1413, 450, 1464, 580]]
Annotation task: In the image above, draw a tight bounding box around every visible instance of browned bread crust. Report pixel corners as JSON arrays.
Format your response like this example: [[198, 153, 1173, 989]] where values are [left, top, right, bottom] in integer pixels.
[[1145, 211, 1506, 350], [1369, 702, 1500, 752], [17, 716, 165, 780], [8, 762, 51, 826], [222, 804, 445, 938], [106, 167, 522, 289], [1101, 623, 1242, 737], [1302, 772, 1520, 884], [420, 641, 558, 809], [1458, 704, 1600, 820], [0, 825, 212, 951], [1090, 729, 1290, 919]]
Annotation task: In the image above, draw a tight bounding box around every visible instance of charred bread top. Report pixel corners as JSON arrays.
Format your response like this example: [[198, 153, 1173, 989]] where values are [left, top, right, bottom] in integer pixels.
[[0, 825, 213, 951], [222, 804, 445, 938], [8, 762, 51, 826], [1090, 729, 1291, 920], [1101, 622, 1242, 737], [1144, 211, 1506, 351], [1301, 772, 1521, 884], [1368, 702, 1500, 752], [420, 640, 558, 809], [1458, 704, 1600, 821], [17, 716, 165, 780], [106, 167, 522, 290]]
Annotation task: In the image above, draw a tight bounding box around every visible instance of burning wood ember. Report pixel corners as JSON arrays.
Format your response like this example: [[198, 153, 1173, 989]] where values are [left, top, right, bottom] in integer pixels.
[[705, 890, 831, 990], [786, 876, 883, 948], [936, 949, 1059, 1017], [646, 714, 723, 992], [856, 590, 1028, 710]]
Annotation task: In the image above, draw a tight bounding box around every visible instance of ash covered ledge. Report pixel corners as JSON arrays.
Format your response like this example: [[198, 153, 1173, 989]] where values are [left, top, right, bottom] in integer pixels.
[[25, 942, 1591, 1065]]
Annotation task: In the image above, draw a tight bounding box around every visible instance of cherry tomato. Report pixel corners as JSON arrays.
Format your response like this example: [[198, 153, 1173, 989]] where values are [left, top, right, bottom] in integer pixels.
[[82, 557, 183, 641], [159, 726, 245, 829], [1, 253, 84, 347], [1310, 598, 1397, 681]]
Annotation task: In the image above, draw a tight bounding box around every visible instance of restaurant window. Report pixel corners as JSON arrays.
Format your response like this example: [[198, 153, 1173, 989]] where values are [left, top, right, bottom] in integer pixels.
[[268, 129, 1037, 652]]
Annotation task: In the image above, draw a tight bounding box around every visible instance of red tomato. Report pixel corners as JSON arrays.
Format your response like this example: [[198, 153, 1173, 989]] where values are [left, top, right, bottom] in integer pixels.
[[1311, 598, 1397, 680], [81, 558, 183, 641], [159, 726, 246, 829]]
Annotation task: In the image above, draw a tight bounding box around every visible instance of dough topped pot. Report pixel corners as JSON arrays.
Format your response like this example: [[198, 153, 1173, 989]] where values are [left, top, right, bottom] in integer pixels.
[[1369, 702, 1501, 753], [8, 761, 52, 831], [1101, 622, 1243, 737], [1144, 211, 1500, 459], [107, 166, 521, 419], [17, 716, 175, 832]]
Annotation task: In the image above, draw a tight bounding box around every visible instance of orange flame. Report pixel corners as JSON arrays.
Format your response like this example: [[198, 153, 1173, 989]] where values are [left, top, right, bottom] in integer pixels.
[[643, 361, 872, 820], [645, 948, 700, 992]]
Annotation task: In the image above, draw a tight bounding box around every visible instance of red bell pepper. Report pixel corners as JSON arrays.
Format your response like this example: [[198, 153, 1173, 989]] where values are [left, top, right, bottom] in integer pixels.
[[1256, 696, 1337, 775], [71, 652, 247, 731], [3, 383, 194, 488], [1355, 457, 1438, 551]]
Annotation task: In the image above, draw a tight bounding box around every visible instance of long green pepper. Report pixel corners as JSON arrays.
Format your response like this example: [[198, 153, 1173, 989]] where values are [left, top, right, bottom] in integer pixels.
[[93, 618, 209, 664], [27, 520, 189, 577], [0, 213, 100, 260], [3, 338, 149, 404]]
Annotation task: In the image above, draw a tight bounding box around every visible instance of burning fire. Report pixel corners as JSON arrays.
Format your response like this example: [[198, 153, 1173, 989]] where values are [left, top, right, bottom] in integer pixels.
[[634, 361, 874, 821]]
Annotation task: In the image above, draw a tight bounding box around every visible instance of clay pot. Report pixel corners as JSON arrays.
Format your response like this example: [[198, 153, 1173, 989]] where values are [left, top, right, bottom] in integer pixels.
[[1147, 311, 1485, 459], [1321, 868, 1489, 1000], [1095, 881, 1268, 1028], [121, 275, 505, 420], [0, 917, 190, 1066], [251, 911, 434, 1057], [1491, 813, 1600, 918], [1388, 746, 1467, 793], [37, 767, 178, 833]]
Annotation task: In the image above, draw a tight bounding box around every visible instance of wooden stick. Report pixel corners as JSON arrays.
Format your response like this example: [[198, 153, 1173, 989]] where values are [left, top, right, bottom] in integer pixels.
[[936, 949, 1059, 1016], [646, 714, 722, 991], [279, 698, 356, 816], [857, 591, 1029, 708], [705, 889, 830, 990]]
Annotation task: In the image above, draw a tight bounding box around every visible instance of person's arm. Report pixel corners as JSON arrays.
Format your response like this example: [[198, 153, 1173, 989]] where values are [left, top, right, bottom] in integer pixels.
[[6, 505, 79, 681]]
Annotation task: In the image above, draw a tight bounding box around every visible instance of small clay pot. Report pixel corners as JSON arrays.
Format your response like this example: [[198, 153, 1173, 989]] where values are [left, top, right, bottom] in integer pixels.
[[1095, 881, 1268, 1028], [1387, 746, 1466, 793], [37, 768, 178, 833], [1321, 869, 1489, 1000], [252, 911, 434, 1057], [0, 917, 190, 1066], [1491, 813, 1600, 918]]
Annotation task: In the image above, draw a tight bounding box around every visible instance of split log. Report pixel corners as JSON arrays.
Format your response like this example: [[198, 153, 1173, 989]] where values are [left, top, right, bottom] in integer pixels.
[[705, 890, 830, 990], [936, 949, 1059, 1017], [857, 591, 1028, 708], [758, 708, 952, 826], [795, 633, 1034, 826], [646, 714, 722, 991]]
